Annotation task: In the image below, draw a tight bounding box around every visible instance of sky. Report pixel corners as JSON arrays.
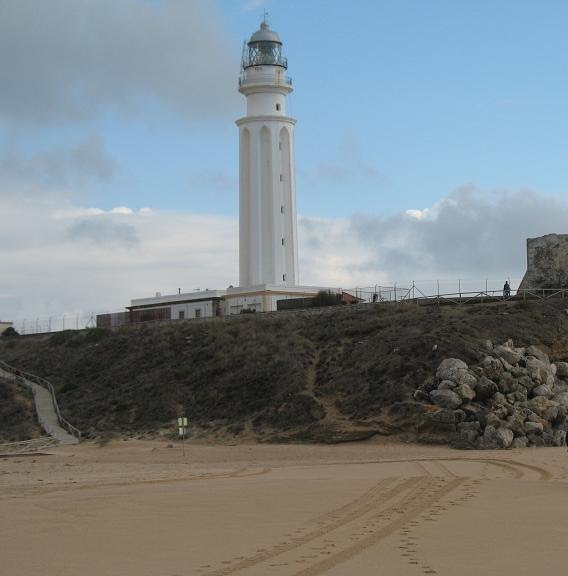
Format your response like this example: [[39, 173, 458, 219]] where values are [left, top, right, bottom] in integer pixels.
[[1, 0, 568, 322]]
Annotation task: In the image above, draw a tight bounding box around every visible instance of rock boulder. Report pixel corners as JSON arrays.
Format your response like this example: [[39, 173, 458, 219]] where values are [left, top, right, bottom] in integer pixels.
[[494, 343, 523, 366], [455, 383, 476, 401], [429, 389, 463, 410], [436, 359, 469, 384], [483, 425, 514, 449]]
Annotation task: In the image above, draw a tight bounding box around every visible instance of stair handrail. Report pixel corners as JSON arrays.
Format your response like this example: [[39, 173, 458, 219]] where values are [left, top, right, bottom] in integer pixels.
[[0, 359, 81, 441], [0, 436, 59, 456]]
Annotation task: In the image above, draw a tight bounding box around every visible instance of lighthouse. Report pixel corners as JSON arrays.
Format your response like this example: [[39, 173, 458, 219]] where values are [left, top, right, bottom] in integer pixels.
[[104, 20, 337, 321], [236, 19, 298, 288]]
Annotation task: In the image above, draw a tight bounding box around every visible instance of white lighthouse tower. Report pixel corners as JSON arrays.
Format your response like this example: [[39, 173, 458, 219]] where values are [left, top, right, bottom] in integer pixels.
[[236, 19, 298, 287], [123, 19, 337, 319]]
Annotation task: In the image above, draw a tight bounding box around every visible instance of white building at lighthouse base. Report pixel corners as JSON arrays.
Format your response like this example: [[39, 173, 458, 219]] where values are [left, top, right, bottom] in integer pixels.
[[224, 284, 331, 314]]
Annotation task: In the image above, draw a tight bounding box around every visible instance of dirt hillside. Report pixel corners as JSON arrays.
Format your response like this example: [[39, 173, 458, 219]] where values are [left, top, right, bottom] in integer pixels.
[[1, 299, 568, 443]]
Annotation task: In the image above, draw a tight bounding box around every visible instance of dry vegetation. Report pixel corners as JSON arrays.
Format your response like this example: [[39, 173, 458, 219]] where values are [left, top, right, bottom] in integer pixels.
[[1, 299, 568, 443], [0, 377, 42, 442]]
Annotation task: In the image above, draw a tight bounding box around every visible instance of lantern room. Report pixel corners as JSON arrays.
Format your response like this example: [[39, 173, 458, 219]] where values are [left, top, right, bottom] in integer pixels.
[[242, 21, 288, 69]]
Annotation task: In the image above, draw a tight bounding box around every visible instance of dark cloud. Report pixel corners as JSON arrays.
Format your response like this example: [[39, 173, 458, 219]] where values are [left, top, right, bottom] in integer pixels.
[[349, 187, 568, 279], [68, 137, 115, 182], [67, 218, 139, 247], [0, 136, 115, 195], [0, 0, 239, 124]]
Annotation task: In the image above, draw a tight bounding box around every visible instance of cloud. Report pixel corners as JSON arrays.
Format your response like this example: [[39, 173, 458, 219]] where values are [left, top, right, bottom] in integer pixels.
[[298, 133, 386, 187], [67, 137, 115, 181], [314, 163, 349, 182], [405, 208, 431, 220], [0, 136, 115, 195], [67, 218, 140, 247], [299, 217, 371, 288], [52, 206, 142, 219], [0, 0, 239, 124], [2, 185, 567, 322], [0, 200, 238, 320], [357, 161, 385, 182], [298, 187, 568, 288]]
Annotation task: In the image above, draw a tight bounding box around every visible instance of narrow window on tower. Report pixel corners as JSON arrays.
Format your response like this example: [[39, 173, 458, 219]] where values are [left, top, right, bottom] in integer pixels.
[[283, 274, 286, 282], [279, 142, 282, 150], [280, 205, 284, 213], [276, 103, 281, 111], [282, 238, 285, 246], [279, 174, 283, 181]]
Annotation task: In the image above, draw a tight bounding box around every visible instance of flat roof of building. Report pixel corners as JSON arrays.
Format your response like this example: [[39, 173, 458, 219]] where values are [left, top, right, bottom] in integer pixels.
[[225, 284, 336, 297], [130, 289, 226, 309]]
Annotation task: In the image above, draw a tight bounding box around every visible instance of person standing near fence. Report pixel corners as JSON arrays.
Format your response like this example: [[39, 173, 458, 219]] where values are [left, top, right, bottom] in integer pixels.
[[503, 281, 511, 297]]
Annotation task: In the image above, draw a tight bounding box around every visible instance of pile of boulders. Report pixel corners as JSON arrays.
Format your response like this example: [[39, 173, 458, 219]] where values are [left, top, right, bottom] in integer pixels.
[[414, 340, 568, 449]]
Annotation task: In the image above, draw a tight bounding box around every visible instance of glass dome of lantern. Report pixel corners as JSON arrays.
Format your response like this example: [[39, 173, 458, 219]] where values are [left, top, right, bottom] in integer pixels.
[[242, 21, 288, 69]]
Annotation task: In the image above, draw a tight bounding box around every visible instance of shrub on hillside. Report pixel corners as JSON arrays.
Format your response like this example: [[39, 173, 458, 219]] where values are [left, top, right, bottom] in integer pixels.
[[312, 290, 339, 307], [1, 326, 19, 338], [49, 330, 77, 346]]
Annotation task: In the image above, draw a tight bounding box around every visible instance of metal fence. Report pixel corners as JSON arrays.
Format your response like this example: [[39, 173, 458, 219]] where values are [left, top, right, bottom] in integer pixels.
[[8, 277, 567, 337], [348, 285, 568, 306], [13, 313, 98, 335], [344, 278, 524, 303]]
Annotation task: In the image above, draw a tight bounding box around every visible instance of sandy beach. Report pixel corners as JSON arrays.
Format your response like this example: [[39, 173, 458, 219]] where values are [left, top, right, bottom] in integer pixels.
[[1, 439, 567, 575]]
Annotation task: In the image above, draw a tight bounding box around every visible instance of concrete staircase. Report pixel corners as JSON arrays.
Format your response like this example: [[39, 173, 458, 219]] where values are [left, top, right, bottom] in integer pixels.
[[0, 362, 80, 445]]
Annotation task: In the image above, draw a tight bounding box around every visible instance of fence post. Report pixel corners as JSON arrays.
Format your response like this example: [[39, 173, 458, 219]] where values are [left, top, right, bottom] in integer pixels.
[[459, 279, 462, 303], [394, 282, 397, 304]]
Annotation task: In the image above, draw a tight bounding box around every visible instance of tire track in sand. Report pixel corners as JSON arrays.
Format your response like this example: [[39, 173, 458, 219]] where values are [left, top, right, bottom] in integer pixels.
[[199, 476, 423, 576], [315, 456, 551, 481], [196, 456, 551, 575], [200, 472, 466, 576], [290, 476, 466, 576], [396, 477, 482, 575], [1, 467, 272, 501]]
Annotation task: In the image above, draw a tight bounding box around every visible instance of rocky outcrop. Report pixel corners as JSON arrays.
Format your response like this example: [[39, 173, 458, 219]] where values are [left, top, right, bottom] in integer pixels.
[[414, 339, 568, 449], [519, 233, 568, 290]]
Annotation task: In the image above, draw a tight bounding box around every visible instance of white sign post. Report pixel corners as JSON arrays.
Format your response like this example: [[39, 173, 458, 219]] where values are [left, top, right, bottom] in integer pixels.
[[177, 417, 188, 456]]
